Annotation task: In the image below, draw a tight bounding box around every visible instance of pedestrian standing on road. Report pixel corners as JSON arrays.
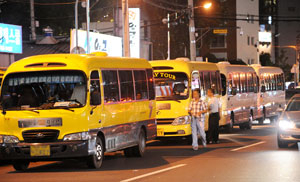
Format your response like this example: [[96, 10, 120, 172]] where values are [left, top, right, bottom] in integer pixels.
[[207, 88, 221, 144], [188, 89, 208, 150]]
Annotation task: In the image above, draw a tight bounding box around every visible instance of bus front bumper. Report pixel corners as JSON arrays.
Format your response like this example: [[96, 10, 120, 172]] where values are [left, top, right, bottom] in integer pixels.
[[156, 124, 192, 137], [0, 140, 89, 160]]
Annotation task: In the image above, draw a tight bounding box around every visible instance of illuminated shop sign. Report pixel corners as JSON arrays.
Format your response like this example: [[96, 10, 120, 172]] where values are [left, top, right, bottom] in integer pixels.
[[0, 23, 22, 54]]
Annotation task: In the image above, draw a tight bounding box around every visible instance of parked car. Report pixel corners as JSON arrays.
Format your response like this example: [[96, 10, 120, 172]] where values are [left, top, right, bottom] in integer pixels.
[[277, 94, 300, 148]]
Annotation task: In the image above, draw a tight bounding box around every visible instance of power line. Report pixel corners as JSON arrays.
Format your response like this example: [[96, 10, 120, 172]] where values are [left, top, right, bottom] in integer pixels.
[[7, 0, 85, 6]]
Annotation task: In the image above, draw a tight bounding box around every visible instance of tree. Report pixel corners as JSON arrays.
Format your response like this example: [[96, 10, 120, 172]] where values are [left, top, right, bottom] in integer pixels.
[[275, 49, 292, 81], [260, 53, 274, 66]]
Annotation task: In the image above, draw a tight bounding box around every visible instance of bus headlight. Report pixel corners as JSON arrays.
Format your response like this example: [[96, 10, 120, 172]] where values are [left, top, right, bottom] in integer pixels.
[[278, 120, 296, 130], [172, 116, 191, 125], [0, 135, 20, 144], [63, 132, 90, 141]]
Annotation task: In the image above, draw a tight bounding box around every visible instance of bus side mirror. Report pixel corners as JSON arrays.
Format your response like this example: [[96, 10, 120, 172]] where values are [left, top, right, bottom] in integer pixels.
[[261, 85, 266, 92]]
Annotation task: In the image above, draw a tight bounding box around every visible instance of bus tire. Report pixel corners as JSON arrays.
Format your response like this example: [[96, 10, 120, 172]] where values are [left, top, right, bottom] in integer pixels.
[[259, 108, 266, 125], [124, 147, 134, 157], [245, 112, 253, 130], [277, 134, 288, 148], [239, 124, 246, 130], [12, 160, 30, 171], [132, 129, 146, 157], [225, 115, 234, 133], [87, 136, 104, 169]]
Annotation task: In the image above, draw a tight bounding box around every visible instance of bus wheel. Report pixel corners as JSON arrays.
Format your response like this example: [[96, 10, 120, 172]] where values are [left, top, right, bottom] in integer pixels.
[[87, 136, 104, 169], [239, 124, 246, 130], [225, 116, 234, 133], [124, 147, 134, 157], [259, 108, 266, 125], [245, 113, 253, 130], [277, 134, 288, 148], [132, 129, 146, 157], [12, 160, 30, 171]]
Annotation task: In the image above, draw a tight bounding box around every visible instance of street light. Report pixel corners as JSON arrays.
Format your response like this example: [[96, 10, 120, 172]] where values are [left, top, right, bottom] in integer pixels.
[[203, 2, 212, 9]]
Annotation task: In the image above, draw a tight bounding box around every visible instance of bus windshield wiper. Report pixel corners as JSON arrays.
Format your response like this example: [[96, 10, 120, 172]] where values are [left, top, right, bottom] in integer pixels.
[[52, 106, 74, 112], [23, 109, 40, 114], [68, 99, 83, 106]]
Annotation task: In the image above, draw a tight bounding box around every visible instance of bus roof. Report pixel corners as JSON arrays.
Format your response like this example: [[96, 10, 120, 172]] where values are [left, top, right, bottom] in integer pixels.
[[251, 64, 283, 75], [216, 62, 255, 74], [5, 53, 151, 76], [150, 60, 219, 73]]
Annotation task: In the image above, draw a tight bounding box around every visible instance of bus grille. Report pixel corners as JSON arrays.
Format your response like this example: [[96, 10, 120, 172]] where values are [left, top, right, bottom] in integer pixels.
[[157, 119, 174, 125], [22, 129, 59, 143]]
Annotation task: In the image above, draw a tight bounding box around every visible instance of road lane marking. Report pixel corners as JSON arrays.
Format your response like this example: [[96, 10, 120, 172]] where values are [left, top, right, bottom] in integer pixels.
[[120, 164, 186, 182], [231, 141, 266, 152]]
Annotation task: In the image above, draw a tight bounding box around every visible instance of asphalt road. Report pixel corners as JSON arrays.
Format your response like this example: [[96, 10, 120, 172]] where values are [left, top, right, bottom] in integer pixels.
[[0, 120, 299, 182]]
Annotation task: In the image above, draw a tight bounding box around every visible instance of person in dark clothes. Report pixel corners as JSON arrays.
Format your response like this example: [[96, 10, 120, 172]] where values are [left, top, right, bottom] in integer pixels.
[[207, 88, 221, 144]]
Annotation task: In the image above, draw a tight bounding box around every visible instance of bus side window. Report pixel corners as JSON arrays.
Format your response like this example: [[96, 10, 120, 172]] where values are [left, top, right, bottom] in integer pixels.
[[211, 71, 217, 93], [216, 71, 222, 95], [233, 73, 240, 94], [146, 69, 155, 100], [240, 73, 246, 93], [275, 74, 279, 90], [253, 73, 258, 93], [271, 74, 276, 91], [203, 72, 211, 95], [90, 70, 101, 105], [260, 75, 266, 92], [199, 72, 205, 96], [119, 70, 134, 101], [102, 70, 120, 103], [281, 73, 285, 91], [134, 70, 148, 100], [220, 73, 226, 96], [248, 73, 253, 92]]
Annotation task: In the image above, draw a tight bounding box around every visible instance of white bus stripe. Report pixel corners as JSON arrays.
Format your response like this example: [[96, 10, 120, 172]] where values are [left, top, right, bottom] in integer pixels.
[[120, 164, 186, 182], [231, 141, 266, 152]]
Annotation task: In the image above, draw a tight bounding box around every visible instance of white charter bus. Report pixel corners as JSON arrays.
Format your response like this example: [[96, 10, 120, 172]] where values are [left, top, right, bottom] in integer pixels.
[[217, 62, 259, 131], [251, 64, 285, 124]]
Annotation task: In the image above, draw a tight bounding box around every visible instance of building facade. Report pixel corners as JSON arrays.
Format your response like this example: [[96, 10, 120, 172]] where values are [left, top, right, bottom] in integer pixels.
[[198, 0, 260, 64], [277, 0, 300, 66]]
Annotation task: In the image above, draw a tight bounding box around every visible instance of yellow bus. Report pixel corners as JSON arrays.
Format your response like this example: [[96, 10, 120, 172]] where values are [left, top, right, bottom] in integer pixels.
[[251, 64, 285, 124], [0, 53, 156, 171], [217, 62, 258, 132], [150, 59, 221, 138]]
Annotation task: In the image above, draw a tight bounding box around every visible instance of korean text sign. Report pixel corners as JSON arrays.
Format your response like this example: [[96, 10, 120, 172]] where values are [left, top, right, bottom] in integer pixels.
[[0, 23, 22, 54]]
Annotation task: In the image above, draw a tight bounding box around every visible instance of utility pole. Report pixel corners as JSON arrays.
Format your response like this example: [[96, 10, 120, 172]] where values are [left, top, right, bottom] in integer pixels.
[[188, 0, 196, 61], [122, 0, 130, 57], [75, 0, 79, 53], [167, 13, 170, 60], [86, 0, 90, 54], [30, 0, 36, 41]]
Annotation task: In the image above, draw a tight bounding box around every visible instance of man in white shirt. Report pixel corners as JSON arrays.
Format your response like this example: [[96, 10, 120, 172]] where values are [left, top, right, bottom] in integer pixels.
[[207, 88, 221, 144]]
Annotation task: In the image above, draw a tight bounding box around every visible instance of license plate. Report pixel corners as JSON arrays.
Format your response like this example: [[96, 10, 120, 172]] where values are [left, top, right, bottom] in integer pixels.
[[157, 128, 164, 136], [30, 145, 50, 157]]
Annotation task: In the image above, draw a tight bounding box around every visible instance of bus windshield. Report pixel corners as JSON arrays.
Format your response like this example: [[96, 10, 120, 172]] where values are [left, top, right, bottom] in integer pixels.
[[286, 97, 300, 111], [1, 70, 87, 110], [154, 72, 189, 101]]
